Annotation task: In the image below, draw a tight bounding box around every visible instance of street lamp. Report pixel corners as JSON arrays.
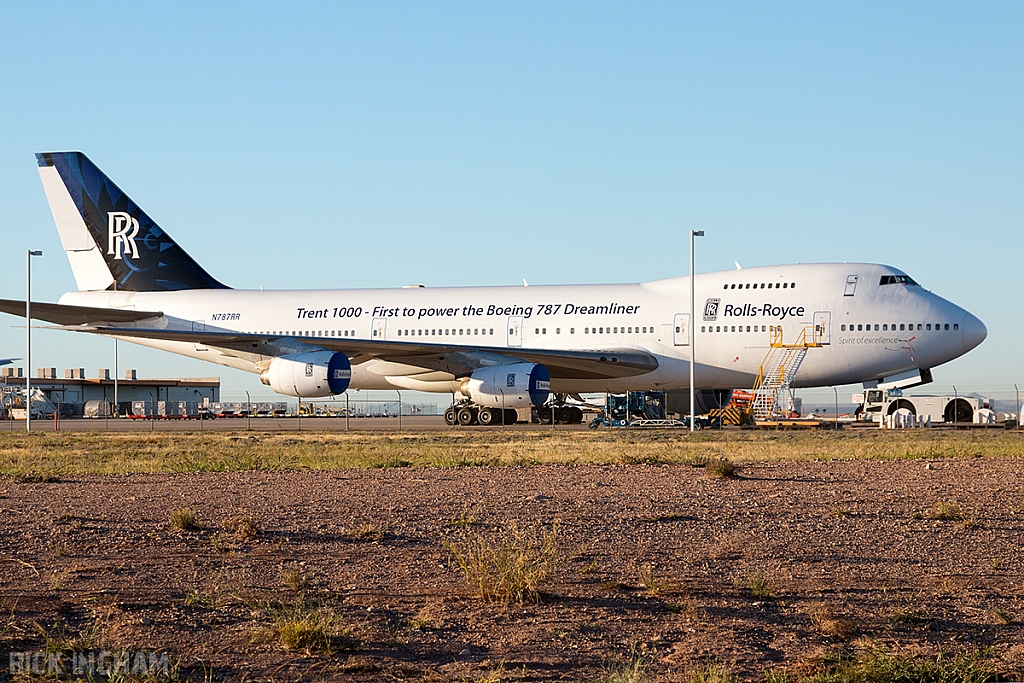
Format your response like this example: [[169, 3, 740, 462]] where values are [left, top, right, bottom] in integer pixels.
[[25, 250, 42, 433], [689, 230, 704, 432]]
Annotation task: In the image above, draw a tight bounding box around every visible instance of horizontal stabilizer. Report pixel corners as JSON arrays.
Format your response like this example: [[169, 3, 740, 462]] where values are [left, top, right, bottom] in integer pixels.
[[0, 298, 163, 325]]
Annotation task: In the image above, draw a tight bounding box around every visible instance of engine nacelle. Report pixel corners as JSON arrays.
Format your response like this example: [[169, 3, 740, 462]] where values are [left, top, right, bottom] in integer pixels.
[[462, 362, 550, 408], [261, 351, 351, 398], [665, 389, 734, 415]]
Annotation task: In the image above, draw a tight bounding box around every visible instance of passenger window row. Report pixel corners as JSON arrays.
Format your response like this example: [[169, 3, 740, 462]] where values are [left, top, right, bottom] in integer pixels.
[[701, 325, 771, 333], [262, 330, 356, 337], [724, 282, 795, 290], [397, 328, 495, 337], [582, 326, 652, 334], [841, 323, 958, 332]]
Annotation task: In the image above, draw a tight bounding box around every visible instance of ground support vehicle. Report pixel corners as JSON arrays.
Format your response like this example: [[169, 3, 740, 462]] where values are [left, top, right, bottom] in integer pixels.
[[855, 388, 992, 424]]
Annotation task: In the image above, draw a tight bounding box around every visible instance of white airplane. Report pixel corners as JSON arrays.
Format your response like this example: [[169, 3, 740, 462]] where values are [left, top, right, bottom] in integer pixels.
[[0, 152, 987, 423]]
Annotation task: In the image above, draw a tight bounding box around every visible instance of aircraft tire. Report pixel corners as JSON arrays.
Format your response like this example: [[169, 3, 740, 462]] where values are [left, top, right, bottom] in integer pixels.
[[444, 406, 457, 426], [477, 407, 496, 425], [504, 409, 519, 424], [457, 407, 477, 426], [557, 406, 573, 424]]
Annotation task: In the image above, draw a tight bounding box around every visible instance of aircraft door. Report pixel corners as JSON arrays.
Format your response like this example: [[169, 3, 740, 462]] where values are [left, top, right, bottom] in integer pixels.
[[673, 313, 690, 346], [507, 316, 523, 347], [371, 318, 387, 340], [193, 320, 208, 351], [812, 311, 832, 345], [844, 275, 858, 297]]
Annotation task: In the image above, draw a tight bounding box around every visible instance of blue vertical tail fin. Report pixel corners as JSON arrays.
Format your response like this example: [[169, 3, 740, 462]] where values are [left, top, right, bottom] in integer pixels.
[[36, 152, 229, 292]]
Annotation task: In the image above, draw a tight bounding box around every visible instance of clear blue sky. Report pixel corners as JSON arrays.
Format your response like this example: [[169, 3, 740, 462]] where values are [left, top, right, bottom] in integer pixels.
[[1, 2, 1021, 403]]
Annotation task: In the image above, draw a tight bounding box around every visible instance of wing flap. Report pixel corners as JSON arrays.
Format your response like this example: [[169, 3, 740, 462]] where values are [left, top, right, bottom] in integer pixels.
[[83, 326, 658, 380]]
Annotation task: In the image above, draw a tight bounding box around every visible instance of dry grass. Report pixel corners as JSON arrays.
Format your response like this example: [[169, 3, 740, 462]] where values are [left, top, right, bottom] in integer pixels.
[[807, 604, 856, 639], [224, 515, 260, 540], [705, 457, 739, 478], [445, 522, 559, 604], [932, 500, 977, 527], [344, 523, 386, 542], [280, 563, 308, 592], [637, 564, 658, 594], [169, 508, 199, 530], [0, 430, 1020, 475]]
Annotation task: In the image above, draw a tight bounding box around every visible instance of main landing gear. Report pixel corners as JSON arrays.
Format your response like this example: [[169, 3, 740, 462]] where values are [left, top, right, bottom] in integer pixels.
[[444, 402, 519, 426], [533, 404, 584, 424]]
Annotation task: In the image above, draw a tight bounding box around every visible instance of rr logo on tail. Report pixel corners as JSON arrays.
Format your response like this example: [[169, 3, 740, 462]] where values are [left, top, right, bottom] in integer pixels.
[[107, 212, 140, 260]]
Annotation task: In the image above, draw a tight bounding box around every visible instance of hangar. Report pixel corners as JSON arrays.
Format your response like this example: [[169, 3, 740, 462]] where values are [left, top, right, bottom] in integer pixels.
[[0, 367, 219, 418]]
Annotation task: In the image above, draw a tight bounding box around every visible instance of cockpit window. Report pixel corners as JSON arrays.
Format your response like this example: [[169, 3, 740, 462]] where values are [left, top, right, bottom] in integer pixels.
[[879, 274, 919, 286]]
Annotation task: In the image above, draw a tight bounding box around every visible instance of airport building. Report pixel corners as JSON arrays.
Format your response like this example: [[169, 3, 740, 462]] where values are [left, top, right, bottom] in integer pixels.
[[0, 367, 219, 417]]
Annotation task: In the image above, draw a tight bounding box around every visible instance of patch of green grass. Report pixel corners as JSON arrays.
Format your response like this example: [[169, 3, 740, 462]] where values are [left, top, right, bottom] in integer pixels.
[[0, 430, 1021, 475], [432, 449, 500, 467], [367, 453, 412, 468], [182, 588, 222, 609], [684, 664, 738, 683], [784, 647, 994, 682], [269, 603, 354, 655], [887, 606, 933, 630], [595, 652, 649, 683], [444, 522, 559, 605], [748, 569, 773, 599]]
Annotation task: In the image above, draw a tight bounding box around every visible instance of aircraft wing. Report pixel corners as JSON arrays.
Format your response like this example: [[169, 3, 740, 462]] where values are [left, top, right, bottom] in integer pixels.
[[0, 298, 163, 325], [84, 325, 659, 380], [0, 358, 17, 367]]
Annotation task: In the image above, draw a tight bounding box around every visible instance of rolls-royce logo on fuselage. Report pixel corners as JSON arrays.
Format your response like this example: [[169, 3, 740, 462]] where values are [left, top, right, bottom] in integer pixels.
[[107, 212, 140, 260], [703, 298, 720, 321]]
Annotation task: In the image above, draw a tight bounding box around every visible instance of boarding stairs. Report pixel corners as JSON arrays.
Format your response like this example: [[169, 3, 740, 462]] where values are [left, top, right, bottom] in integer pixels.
[[750, 326, 822, 421]]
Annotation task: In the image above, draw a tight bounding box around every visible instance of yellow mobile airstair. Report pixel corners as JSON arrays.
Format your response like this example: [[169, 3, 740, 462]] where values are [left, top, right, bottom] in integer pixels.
[[749, 325, 823, 421]]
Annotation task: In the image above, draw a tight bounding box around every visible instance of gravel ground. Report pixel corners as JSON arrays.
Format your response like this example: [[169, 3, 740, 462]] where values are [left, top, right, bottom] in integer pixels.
[[2, 457, 1023, 681]]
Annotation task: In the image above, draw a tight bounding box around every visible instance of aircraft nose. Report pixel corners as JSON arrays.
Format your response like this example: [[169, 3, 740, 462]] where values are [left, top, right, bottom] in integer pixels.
[[961, 310, 987, 353]]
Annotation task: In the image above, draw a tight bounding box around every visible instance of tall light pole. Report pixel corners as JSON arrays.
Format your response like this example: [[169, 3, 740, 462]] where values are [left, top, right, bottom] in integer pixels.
[[689, 231, 704, 432], [113, 340, 119, 418], [25, 250, 42, 433]]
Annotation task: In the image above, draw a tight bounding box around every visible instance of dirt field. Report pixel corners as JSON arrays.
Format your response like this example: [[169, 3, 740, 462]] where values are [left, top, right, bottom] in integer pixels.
[[1, 431, 1023, 681]]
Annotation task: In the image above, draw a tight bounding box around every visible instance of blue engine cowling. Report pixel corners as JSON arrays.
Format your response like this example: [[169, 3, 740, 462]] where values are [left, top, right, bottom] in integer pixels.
[[464, 362, 550, 408], [262, 351, 351, 397]]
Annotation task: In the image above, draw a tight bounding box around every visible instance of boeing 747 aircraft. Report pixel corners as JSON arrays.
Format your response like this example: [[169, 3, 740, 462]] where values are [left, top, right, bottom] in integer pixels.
[[0, 152, 986, 423]]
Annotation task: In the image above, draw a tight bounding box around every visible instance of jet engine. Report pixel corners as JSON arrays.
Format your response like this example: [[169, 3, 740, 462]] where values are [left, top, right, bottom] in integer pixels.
[[665, 389, 734, 415], [261, 351, 351, 398], [461, 362, 550, 408]]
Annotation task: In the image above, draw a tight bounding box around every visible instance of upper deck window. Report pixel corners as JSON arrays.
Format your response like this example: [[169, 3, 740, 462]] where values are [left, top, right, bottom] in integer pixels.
[[879, 275, 919, 286]]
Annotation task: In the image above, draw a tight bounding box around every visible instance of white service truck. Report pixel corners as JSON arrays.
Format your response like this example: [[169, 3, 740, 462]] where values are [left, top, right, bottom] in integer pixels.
[[855, 388, 994, 424]]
